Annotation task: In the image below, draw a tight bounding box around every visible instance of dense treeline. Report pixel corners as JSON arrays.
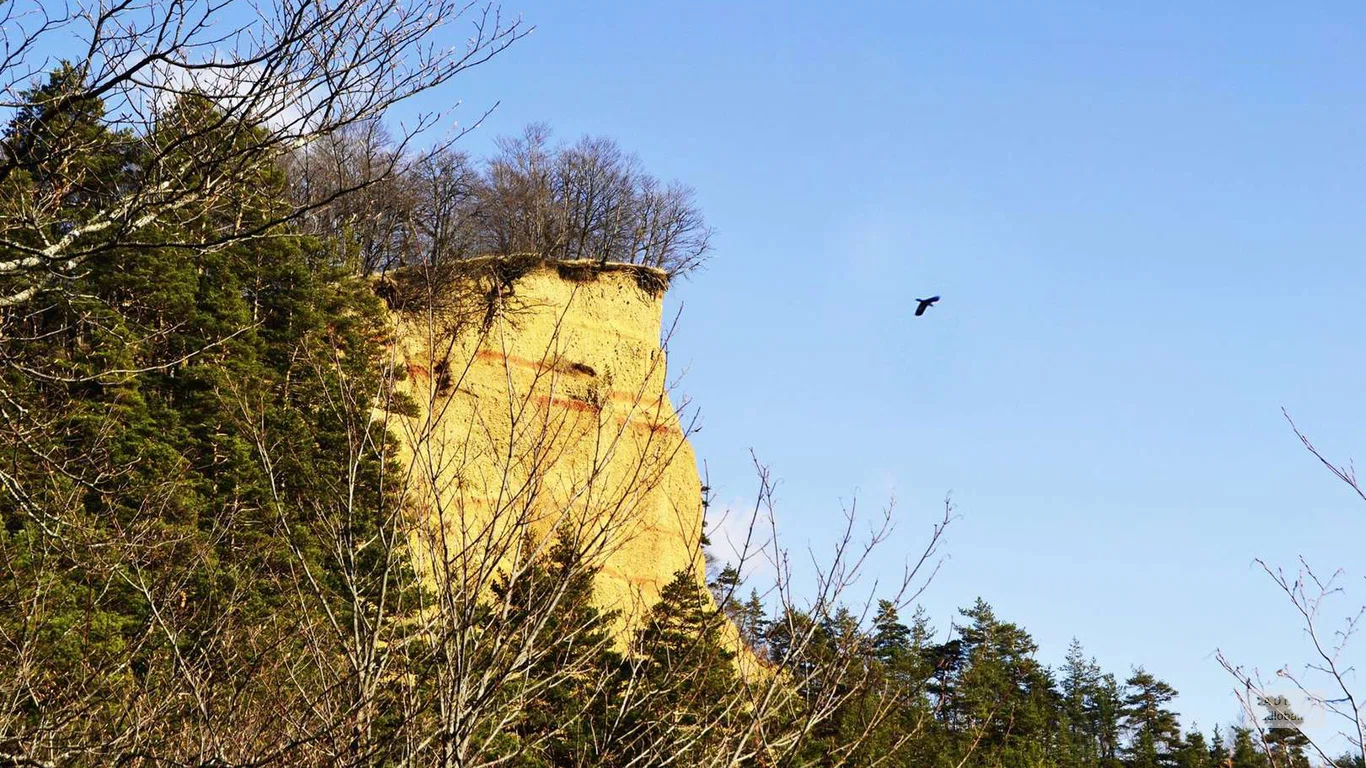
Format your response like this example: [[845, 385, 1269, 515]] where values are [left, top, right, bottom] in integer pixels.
[[1, 64, 417, 761], [710, 575, 1316, 768]]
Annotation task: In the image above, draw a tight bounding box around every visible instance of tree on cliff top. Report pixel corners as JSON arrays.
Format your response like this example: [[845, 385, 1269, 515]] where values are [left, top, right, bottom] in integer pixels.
[[479, 124, 714, 274], [291, 123, 715, 279]]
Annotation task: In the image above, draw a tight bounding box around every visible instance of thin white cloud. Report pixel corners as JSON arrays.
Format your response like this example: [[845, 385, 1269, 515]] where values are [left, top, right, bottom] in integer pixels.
[[705, 496, 778, 590]]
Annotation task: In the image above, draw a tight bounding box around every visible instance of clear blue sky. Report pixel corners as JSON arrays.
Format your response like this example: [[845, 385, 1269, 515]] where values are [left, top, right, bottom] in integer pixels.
[[418, 0, 1366, 742]]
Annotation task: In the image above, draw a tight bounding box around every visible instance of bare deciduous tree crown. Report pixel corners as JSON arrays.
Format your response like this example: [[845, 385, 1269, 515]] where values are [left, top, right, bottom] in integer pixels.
[[291, 122, 715, 279]]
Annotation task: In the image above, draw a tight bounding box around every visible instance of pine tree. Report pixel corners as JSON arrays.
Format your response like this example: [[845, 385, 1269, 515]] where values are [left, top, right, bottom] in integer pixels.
[[872, 600, 911, 664], [617, 570, 738, 763], [1210, 725, 1228, 767], [736, 589, 768, 652], [1259, 696, 1311, 768], [1173, 728, 1217, 768], [706, 565, 769, 655], [1230, 727, 1270, 768], [1094, 672, 1126, 766], [708, 563, 743, 619], [490, 535, 622, 767], [1060, 638, 1103, 768], [873, 603, 941, 768], [948, 599, 1058, 766], [2, 61, 132, 240], [1122, 668, 1182, 768], [908, 605, 935, 652]]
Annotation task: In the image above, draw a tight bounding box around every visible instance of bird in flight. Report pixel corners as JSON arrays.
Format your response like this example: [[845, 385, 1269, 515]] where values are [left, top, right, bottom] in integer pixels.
[[914, 296, 940, 316]]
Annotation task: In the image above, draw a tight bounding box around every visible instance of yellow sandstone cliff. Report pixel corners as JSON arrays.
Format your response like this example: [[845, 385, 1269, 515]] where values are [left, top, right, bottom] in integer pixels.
[[387, 258, 707, 632]]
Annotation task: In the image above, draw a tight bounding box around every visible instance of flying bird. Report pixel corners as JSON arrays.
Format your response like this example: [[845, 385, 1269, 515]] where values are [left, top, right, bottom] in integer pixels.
[[914, 296, 940, 317]]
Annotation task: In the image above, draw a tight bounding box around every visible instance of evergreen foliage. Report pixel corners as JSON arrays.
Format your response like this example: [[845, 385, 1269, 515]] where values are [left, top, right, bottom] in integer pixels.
[[2, 66, 413, 762]]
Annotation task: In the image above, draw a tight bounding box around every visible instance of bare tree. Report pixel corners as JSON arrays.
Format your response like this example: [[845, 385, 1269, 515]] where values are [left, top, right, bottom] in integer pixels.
[[1218, 410, 1366, 768], [474, 124, 713, 276], [407, 148, 483, 272], [478, 122, 559, 264], [285, 120, 418, 275], [282, 122, 714, 280], [0, 0, 527, 308]]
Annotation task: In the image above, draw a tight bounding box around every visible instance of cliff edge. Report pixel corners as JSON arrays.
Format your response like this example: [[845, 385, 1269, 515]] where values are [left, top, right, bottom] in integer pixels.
[[387, 258, 705, 631]]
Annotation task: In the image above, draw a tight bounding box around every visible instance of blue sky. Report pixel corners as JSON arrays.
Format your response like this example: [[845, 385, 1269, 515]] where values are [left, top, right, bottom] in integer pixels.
[[416, 0, 1366, 742]]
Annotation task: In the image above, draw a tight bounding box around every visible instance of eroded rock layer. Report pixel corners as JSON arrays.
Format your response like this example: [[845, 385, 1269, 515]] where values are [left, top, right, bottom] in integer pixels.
[[389, 259, 704, 630]]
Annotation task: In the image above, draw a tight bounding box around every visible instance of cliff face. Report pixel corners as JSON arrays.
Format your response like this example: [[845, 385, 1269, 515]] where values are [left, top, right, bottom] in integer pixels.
[[389, 260, 705, 629]]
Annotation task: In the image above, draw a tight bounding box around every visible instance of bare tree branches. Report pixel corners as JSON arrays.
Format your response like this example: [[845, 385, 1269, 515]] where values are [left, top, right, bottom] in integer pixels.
[[1218, 411, 1366, 768], [287, 122, 715, 279], [0, 0, 527, 307], [477, 125, 713, 275], [1284, 408, 1366, 504]]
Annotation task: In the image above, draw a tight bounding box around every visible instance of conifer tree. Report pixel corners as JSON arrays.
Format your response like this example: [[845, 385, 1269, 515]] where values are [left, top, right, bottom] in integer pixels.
[[615, 570, 738, 763], [1230, 727, 1271, 768], [485, 535, 622, 767], [737, 589, 769, 652], [950, 599, 1058, 765], [709, 563, 743, 620], [1210, 724, 1228, 766], [873, 599, 911, 664], [1173, 728, 1218, 768], [1259, 696, 1311, 768], [1122, 668, 1183, 768], [1061, 638, 1104, 768]]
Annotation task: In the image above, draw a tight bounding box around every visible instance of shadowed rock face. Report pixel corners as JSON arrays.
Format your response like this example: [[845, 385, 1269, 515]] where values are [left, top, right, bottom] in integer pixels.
[[389, 260, 705, 634]]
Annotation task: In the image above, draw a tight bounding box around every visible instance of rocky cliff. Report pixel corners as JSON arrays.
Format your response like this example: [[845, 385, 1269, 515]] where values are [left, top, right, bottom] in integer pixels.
[[387, 258, 706, 631]]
